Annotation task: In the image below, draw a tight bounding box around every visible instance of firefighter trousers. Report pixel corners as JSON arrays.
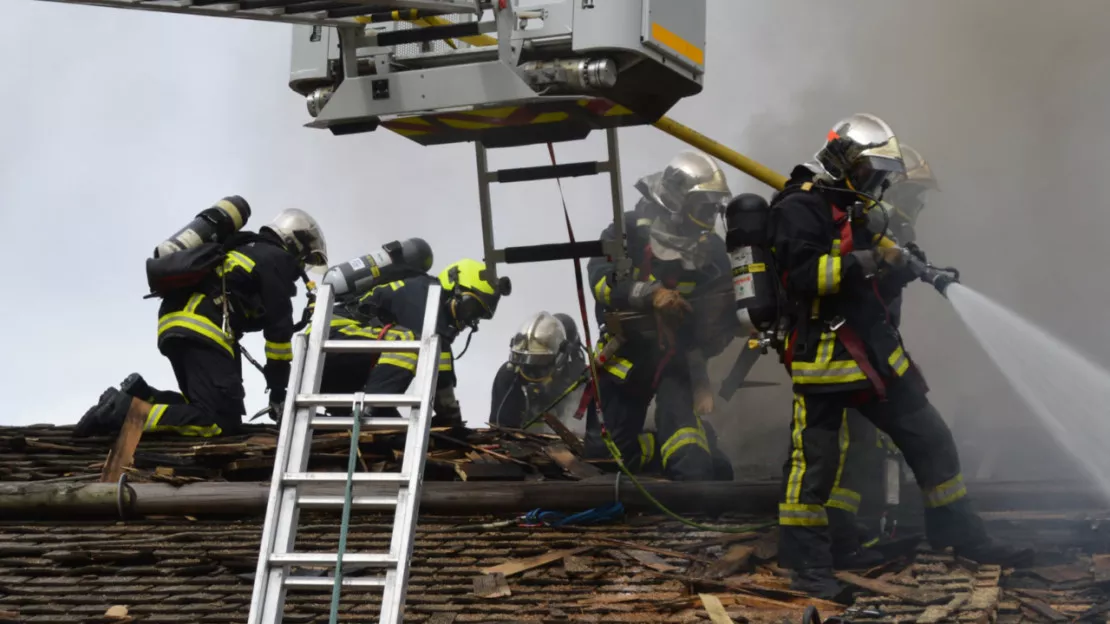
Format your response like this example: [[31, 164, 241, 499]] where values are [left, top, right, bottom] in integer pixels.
[[827, 409, 885, 556], [141, 339, 247, 438], [582, 363, 718, 481], [779, 379, 988, 570]]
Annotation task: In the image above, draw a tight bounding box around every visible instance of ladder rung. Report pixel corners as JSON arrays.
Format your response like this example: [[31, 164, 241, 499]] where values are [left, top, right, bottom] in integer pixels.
[[269, 553, 397, 566], [296, 393, 421, 408], [311, 415, 411, 430], [283, 472, 409, 484], [322, 339, 421, 354], [284, 575, 388, 589], [297, 495, 399, 510], [491, 161, 603, 183], [502, 240, 606, 264]]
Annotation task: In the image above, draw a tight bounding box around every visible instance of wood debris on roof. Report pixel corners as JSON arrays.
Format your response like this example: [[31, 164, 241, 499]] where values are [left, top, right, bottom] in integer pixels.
[[3, 510, 1110, 622], [0, 424, 616, 484]]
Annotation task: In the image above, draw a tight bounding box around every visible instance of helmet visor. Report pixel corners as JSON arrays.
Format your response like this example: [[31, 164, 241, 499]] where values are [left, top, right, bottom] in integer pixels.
[[848, 155, 905, 198]]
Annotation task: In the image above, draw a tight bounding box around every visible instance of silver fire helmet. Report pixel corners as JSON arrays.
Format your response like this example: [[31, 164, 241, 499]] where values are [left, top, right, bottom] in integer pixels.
[[873, 144, 939, 244], [552, 313, 580, 347], [637, 150, 731, 231], [261, 208, 328, 268], [509, 311, 568, 382], [900, 144, 939, 191], [815, 113, 906, 198]]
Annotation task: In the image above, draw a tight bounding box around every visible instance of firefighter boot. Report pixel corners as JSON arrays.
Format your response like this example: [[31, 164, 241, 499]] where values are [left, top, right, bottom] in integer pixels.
[[75, 387, 133, 437], [119, 373, 153, 402], [829, 509, 885, 570], [790, 568, 848, 602]]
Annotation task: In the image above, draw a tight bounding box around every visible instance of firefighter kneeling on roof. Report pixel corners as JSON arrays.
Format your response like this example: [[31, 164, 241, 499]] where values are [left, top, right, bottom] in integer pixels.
[[769, 113, 1032, 598], [76, 198, 329, 438], [330, 256, 510, 426], [584, 151, 738, 481]]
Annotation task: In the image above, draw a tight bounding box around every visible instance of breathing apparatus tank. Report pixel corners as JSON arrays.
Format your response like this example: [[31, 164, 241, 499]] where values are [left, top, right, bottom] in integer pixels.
[[322, 238, 434, 302], [153, 196, 251, 258], [724, 193, 781, 335]]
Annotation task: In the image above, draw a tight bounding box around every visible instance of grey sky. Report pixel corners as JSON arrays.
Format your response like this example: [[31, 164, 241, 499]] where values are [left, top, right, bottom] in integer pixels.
[[2, 1, 1109, 484]]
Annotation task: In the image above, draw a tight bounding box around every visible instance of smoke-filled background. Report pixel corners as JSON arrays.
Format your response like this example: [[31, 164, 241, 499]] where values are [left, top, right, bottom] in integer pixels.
[[2, 0, 1108, 485]]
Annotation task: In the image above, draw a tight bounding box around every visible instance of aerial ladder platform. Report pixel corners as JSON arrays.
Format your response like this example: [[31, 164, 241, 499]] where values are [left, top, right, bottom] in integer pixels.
[[27, 1, 733, 622]]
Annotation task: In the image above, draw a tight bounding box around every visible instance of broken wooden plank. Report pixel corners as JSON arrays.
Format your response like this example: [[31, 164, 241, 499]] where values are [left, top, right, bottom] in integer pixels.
[[918, 593, 969, 623], [99, 402, 147, 483], [1029, 562, 1090, 584], [543, 443, 602, 480], [835, 571, 948, 606], [699, 594, 736, 624], [1013, 590, 1066, 622], [481, 546, 592, 577], [591, 537, 713, 564], [472, 572, 511, 598], [453, 462, 526, 481], [702, 544, 754, 580], [623, 548, 681, 573], [676, 531, 762, 552], [541, 412, 586, 455], [1093, 553, 1110, 583]]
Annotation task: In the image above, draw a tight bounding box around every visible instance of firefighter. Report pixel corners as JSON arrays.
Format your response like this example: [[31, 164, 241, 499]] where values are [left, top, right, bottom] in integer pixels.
[[353, 258, 510, 426], [75, 208, 328, 438], [826, 144, 940, 569], [770, 113, 1031, 597], [489, 312, 591, 435], [309, 241, 435, 415], [583, 151, 738, 481]]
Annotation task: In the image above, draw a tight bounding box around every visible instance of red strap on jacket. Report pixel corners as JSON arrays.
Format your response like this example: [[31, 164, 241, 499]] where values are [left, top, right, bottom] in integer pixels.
[[832, 322, 887, 401], [573, 379, 595, 420]]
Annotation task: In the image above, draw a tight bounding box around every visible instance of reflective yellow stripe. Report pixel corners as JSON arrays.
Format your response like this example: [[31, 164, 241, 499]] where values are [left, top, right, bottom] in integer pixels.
[[602, 357, 632, 380], [638, 432, 655, 470], [816, 253, 841, 295], [144, 403, 223, 437], [816, 332, 836, 364], [660, 419, 710, 468], [791, 360, 867, 384], [923, 474, 967, 508], [158, 294, 234, 357], [827, 409, 853, 512], [306, 317, 362, 335], [827, 487, 861, 515], [785, 395, 807, 503], [887, 346, 910, 376], [265, 340, 293, 361], [831, 239, 841, 258], [439, 351, 453, 372], [379, 354, 418, 371], [593, 276, 612, 305], [635, 217, 653, 228], [779, 503, 828, 527], [676, 281, 696, 295], [215, 250, 256, 277]]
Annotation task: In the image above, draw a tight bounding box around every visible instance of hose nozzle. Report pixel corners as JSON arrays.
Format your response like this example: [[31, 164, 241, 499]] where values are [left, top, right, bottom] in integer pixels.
[[903, 245, 960, 297]]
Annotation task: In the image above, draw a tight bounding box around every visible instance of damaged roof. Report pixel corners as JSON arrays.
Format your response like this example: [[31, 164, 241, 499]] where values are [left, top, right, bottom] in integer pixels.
[[4, 424, 1110, 623]]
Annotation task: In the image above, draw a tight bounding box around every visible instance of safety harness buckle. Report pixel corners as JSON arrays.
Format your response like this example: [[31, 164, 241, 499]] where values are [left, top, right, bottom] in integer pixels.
[[828, 316, 847, 331]]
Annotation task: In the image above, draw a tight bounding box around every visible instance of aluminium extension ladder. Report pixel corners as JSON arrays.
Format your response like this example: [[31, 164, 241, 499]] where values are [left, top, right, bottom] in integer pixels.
[[247, 281, 442, 624]]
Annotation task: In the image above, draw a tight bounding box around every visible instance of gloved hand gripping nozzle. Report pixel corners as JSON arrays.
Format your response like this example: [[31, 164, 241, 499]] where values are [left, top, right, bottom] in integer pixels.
[[902, 243, 960, 297]]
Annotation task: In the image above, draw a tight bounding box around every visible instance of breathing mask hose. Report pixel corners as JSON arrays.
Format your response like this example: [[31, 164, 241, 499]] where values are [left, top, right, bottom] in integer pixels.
[[292, 270, 317, 332]]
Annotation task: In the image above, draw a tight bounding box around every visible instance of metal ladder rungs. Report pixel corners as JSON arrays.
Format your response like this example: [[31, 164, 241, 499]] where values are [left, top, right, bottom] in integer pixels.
[[283, 472, 409, 484], [490, 161, 605, 184], [269, 553, 397, 566], [284, 576, 389, 589], [295, 393, 421, 408], [310, 415, 411, 431], [297, 494, 400, 510], [323, 340, 420, 354]]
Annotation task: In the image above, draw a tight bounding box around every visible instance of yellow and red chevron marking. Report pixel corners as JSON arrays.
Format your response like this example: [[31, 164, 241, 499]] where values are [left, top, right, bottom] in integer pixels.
[[382, 99, 635, 137]]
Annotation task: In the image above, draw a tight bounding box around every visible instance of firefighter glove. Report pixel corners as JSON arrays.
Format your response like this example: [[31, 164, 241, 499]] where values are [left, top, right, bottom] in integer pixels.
[[876, 246, 907, 269], [850, 249, 880, 277], [652, 287, 692, 321]]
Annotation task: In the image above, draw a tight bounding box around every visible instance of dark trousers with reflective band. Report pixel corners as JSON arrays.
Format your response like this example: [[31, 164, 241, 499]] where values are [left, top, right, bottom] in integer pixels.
[[779, 378, 987, 570], [827, 409, 884, 555], [583, 358, 716, 481], [142, 339, 246, 438]]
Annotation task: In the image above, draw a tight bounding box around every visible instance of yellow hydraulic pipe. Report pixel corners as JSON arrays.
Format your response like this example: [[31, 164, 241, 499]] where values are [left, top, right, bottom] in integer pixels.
[[652, 116, 789, 191]]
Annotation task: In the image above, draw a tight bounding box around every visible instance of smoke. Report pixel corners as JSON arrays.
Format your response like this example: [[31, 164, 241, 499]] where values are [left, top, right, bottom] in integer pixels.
[[701, 0, 1110, 482]]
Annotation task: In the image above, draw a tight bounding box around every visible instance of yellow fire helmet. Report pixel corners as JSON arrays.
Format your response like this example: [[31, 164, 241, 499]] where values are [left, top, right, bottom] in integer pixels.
[[438, 259, 512, 327]]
